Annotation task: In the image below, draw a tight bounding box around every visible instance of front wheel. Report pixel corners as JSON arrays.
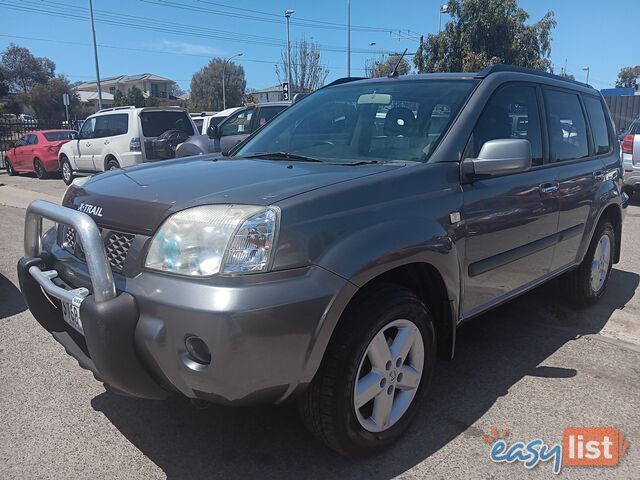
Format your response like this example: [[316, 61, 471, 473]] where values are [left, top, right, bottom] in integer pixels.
[[5, 158, 17, 176], [60, 156, 74, 185], [106, 158, 120, 171], [562, 220, 615, 305], [299, 284, 436, 456]]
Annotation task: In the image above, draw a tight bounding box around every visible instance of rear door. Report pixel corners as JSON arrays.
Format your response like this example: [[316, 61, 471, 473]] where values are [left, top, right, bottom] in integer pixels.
[[462, 83, 559, 317], [218, 107, 254, 153], [543, 89, 605, 270]]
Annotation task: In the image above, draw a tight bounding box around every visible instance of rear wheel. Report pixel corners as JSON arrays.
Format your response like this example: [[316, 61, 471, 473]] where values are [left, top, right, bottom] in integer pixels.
[[60, 156, 74, 185], [5, 158, 17, 176], [562, 220, 615, 305], [34, 158, 48, 179], [106, 158, 120, 171], [299, 284, 436, 456]]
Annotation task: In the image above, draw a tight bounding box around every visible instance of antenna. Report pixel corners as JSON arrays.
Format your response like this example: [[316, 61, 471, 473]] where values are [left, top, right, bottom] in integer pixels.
[[388, 48, 408, 78]]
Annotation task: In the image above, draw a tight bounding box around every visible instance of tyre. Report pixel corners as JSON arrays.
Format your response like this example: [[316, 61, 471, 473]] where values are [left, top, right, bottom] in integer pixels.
[[562, 220, 615, 306], [106, 158, 120, 171], [34, 158, 48, 179], [60, 156, 74, 185], [299, 284, 436, 456], [5, 158, 17, 176]]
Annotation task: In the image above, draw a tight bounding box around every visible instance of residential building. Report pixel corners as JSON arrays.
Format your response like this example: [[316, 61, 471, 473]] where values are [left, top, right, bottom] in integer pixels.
[[74, 73, 175, 100]]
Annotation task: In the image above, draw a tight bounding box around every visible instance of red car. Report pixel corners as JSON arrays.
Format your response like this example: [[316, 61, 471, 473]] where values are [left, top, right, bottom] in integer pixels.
[[5, 130, 77, 179]]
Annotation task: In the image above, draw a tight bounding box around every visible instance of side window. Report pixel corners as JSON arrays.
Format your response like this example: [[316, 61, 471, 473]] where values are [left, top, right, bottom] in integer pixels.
[[583, 96, 611, 155], [221, 109, 254, 136], [79, 118, 96, 139], [94, 114, 129, 138], [472, 85, 543, 166], [544, 90, 589, 162], [631, 120, 640, 135], [28, 134, 38, 145], [16, 135, 29, 147], [256, 107, 283, 128]]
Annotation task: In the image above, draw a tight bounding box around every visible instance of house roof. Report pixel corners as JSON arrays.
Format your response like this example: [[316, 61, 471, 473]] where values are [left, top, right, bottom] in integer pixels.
[[252, 85, 284, 94], [77, 91, 115, 102], [74, 73, 174, 90]]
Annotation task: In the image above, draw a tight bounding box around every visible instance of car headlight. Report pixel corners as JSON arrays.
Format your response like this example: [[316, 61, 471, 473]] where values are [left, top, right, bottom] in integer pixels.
[[145, 205, 279, 276]]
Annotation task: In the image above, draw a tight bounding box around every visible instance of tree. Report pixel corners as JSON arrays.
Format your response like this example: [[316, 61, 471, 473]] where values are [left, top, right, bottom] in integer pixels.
[[169, 82, 186, 98], [0, 43, 55, 93], [112, 89, 127, 107], [615, 66, 640, 88], [276, 36, 329, 93], [190, 58, 246, 111], [414, 0, 555, 73], [364, 54, 411, 78], [28, 75, 79, 124]]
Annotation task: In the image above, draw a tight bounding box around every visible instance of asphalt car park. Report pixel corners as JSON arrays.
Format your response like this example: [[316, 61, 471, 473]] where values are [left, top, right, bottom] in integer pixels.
[[1, 171, 639, 479]]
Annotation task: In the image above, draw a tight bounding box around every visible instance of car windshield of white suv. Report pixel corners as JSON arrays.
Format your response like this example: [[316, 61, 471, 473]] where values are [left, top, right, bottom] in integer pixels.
[[140, 111, 195, 137], [235, 79, 477, 164]]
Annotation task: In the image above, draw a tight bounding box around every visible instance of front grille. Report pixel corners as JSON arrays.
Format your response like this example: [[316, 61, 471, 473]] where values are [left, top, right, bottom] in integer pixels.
[[62, 226, 134, 272], [104, 231, 135, 271]]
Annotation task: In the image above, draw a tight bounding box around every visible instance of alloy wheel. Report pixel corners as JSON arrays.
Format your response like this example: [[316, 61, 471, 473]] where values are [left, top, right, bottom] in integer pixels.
[[353, 318, 424, 433], [590, 234, 611, 293]]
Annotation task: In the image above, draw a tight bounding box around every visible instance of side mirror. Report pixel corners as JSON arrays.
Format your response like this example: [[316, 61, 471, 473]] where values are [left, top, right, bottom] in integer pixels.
[[464, 139, 532, 179], [70, 132, 78, 140], [207, 125, 219, 139]]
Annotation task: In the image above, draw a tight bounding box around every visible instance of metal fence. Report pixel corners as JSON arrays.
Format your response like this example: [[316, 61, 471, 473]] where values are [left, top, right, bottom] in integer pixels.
[[0, 119, 84, 169], [604, 95, 640, 133]]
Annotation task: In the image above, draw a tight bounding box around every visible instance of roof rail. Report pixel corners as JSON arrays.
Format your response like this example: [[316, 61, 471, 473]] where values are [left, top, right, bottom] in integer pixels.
[[324, 77, 367, 88], [97, 105, 136, 113], [475, 64, 593, 89]]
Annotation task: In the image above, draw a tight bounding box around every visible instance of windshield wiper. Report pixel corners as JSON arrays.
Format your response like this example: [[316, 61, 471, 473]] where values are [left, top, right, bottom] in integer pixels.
[[242, 151, 323, 162]]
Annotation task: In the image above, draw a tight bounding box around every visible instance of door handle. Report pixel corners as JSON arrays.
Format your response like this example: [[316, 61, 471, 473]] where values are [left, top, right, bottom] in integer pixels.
[[593, 170, 605, 181], [540, 182, 559, 194]]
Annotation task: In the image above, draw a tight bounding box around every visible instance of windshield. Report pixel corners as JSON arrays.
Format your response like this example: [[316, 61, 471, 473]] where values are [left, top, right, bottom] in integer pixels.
[[235, 79, 477, 163], [140, 111, 195, 137]]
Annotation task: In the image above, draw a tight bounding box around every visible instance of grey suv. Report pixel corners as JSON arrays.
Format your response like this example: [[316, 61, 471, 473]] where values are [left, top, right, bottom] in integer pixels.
[[18, 65, 627, 456]]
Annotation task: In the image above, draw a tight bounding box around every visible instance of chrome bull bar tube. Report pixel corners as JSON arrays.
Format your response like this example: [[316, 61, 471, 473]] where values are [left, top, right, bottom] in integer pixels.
[[24, 199, 117, 303]]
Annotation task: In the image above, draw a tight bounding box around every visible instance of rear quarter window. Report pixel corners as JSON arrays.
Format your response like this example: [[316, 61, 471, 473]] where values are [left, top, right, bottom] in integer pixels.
[[583, 96, 611, 155], [140, 111, 195, 137]]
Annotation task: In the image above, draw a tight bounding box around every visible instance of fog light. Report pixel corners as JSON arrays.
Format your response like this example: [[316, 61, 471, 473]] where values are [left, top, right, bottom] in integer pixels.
[[185, 335, 211, 365]]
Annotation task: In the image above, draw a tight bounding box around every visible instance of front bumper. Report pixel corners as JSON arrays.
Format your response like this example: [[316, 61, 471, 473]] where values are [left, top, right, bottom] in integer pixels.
[[18, 200, 354, 404]]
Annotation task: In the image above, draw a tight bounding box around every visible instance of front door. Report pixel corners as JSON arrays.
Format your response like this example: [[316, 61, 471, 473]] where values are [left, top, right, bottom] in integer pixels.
[[12, 135, 30, 169], [218, 107, 254, 153], [75, 117, 96, 170], [461, 84, 559, 317]]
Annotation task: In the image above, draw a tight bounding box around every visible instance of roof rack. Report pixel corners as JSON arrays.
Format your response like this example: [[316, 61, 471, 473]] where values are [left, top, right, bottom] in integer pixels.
[[475, 64, 593, 89], [97, 105, 136, 113]]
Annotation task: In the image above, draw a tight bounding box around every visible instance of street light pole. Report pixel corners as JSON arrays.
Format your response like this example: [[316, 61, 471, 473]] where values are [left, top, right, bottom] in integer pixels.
[[222, 53, 243, 110], [347, 0, 351, 76], [285, 9, 294, 96], [582, 66, 590, 84], [88, 0, 103, 110], [438, 4, 449, 34]]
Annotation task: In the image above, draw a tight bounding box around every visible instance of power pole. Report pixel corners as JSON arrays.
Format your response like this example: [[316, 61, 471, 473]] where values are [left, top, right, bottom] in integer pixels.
[[88, 0, 103, 110], [347, 0, 351, 77], [285, 10, 294, 94]]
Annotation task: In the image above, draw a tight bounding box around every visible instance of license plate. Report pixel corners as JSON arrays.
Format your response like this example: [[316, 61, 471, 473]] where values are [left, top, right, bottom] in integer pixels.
[[61, 299, 84, 334]]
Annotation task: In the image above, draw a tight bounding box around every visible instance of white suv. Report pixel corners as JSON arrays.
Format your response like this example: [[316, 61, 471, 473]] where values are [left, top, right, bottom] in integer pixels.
[[58, 106, 197, 185]]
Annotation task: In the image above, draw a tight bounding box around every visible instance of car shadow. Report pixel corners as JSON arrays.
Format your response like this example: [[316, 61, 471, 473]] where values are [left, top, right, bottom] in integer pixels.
[[0, 273, 26, 320], [91, 268, 639, 480]]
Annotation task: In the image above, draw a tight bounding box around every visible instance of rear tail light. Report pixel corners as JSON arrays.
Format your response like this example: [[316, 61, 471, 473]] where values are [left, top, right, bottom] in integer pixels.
[[621, 134, 634, 155], [130, 137, 141, 152]]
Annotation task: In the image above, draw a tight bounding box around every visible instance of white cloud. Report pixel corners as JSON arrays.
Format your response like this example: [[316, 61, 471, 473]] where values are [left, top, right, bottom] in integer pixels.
[[146, 40, 220, 56]]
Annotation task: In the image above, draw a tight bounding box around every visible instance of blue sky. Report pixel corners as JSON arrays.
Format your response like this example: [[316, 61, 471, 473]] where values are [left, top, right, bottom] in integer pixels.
[[1, 0, 636, 91]]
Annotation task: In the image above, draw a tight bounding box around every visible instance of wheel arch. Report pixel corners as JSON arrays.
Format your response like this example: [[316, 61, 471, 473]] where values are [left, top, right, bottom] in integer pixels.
[[599, 203, 622, 264], [103, 153, 120, 171]]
